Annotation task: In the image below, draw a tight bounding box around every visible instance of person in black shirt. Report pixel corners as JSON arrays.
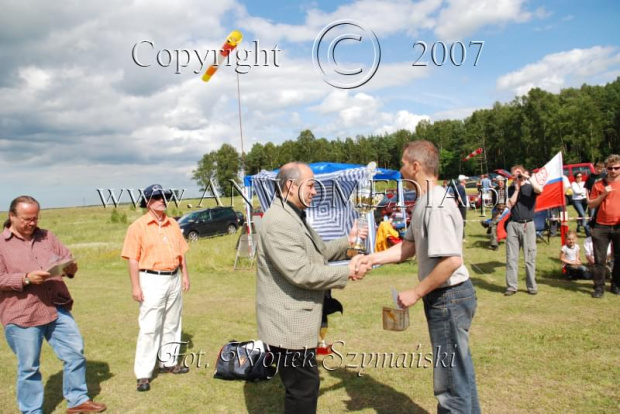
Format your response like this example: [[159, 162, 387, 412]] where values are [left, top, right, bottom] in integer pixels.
[[504, 166, 543, 296]]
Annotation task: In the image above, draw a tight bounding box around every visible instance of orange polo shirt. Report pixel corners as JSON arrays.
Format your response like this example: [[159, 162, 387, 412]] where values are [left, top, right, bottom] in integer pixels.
[[121, 213, 189, 271], [590, 180, 620, 225]]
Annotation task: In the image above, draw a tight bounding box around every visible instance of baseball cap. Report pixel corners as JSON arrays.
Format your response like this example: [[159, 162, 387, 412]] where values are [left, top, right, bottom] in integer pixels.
[[457, 174, 469, 181], [140, 184, 172, 207]]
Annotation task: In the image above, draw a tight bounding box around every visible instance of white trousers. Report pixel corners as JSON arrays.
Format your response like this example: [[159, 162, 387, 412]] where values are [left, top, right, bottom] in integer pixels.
[[134, 271, 183, 379]]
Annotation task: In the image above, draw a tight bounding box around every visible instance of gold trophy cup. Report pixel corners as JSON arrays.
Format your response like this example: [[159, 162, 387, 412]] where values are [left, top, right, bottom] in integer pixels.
[[347, 162, 383, 257]]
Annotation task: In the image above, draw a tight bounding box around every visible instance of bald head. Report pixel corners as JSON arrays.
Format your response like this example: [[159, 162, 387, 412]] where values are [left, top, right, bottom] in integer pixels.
[[275, 162, 316, 209]]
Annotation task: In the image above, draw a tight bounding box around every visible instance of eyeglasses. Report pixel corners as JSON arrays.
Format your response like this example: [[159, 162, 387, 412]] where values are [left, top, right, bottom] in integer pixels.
[[150, 194, 166, 201], [607, 166, 620, 171]]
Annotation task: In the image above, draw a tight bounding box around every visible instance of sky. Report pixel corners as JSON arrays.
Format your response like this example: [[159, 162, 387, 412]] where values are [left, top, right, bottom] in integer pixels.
[[1, 0, 619, 209]]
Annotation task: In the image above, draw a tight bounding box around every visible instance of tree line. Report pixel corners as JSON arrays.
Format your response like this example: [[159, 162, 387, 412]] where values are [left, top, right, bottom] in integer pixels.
[[193, 77, 620, 192]]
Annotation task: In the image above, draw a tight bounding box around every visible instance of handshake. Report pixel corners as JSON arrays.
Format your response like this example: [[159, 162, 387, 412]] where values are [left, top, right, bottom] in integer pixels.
[[348, 254, 374, 281]]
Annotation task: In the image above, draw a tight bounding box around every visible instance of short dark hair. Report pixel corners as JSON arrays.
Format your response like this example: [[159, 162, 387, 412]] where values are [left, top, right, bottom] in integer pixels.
[[403, 140, 439, 177], [4, 195, 40, 228]]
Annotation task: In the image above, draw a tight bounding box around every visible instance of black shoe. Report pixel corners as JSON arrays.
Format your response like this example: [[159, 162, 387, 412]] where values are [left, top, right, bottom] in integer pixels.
[[137, 378, 150, 392], [158, 364, 190, 374], [489, 245, 498, 251], [592, 290, 604, 299], [480, 220, 489, 228], [504, 290, 517, 296], [611, 285, 620, 295]]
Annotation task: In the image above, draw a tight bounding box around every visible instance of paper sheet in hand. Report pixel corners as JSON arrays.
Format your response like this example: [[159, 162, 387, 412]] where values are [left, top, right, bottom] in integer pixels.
[[383, 288, 409, 331], [46, 257, 77, 277], [391, 287, 402, 309]]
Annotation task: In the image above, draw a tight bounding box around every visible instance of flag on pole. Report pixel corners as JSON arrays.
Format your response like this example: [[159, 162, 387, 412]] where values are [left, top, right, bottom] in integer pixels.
[[533, 152, 564, 212], [462, 148, 483, 161], [497, 152, 564, 241]]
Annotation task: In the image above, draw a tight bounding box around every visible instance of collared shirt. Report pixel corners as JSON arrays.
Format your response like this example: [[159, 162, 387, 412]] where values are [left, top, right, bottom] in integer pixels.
[[590, 180, 620, 225], [0, 227, 74, 327], [285, 200, 307, 223], [121, 212, 189, 271]]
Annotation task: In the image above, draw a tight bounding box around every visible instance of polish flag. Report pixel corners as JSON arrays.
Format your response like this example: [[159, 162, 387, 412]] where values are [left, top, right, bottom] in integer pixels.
[[497, 152, 564, 240], [532, 152, 564, 212]]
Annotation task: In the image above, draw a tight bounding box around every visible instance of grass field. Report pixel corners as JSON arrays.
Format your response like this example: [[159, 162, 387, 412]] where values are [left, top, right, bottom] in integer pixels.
[[0, 199, 618, 413]]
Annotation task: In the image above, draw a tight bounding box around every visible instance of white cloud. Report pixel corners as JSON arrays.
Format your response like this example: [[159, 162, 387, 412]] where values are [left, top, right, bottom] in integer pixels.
[[19, 67, 52, 91], [432, 107, 479, 121], [310, 91, 428, 136], [375, 110, 430, 134], [240, 0, 443, 44], [497, 46, 620, 95], [435, 0, 538, 39], [0, 0, 615, 208]]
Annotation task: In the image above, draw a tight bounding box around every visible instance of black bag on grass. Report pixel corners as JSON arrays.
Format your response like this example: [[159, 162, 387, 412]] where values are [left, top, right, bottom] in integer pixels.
[[213, 340, 276, 381]]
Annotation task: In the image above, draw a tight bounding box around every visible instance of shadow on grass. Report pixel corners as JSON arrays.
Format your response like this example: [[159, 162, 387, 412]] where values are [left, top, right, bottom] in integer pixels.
[[469, 261, 504, 275], [470, 276, 505, 294], [537, 269, 593, 295], [43, 360, 112, 413], [320, 368, 429, 414], [243, 376, 285, 414], [152, 331, 194, 381], [242, 367, 428, 414]]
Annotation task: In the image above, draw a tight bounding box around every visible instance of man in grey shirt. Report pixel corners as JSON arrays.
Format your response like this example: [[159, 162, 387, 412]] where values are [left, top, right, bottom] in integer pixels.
[[364, 140, 479, 414]]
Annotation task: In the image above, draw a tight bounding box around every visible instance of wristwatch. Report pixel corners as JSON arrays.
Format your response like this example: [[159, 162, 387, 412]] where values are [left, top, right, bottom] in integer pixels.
[[23, 274, 31, 286]]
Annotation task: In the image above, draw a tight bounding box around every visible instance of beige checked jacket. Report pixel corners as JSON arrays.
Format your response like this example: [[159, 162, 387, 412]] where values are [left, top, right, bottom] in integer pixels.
[[256, 200, 351, 349]]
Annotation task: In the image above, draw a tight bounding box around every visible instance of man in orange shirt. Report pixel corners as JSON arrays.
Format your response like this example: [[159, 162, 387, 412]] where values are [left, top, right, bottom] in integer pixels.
[[588, 154, 620, 298], [121, 184, 191, 391]]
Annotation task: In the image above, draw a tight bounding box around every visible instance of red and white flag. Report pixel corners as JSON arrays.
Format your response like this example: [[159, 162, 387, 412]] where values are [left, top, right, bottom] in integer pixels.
[[497, 152, 564, 241], [533, 152, 564, 211]]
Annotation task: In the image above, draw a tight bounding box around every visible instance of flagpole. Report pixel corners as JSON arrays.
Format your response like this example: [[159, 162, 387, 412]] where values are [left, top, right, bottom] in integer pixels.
[[560, 153, 567, 246]]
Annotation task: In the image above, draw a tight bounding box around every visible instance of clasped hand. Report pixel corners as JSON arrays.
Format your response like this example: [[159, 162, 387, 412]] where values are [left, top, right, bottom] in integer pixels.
[[348, 254, 373, 281]]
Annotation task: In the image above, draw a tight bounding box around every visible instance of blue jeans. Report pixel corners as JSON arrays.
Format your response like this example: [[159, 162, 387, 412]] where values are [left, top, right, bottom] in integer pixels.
[[423, 279, 480, 414], [4, 307, 89, 414], [572, 199, 591, 237]]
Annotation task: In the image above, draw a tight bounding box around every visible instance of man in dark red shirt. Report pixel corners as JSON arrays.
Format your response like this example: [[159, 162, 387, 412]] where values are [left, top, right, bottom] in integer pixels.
[[0, 196, 106, 414]]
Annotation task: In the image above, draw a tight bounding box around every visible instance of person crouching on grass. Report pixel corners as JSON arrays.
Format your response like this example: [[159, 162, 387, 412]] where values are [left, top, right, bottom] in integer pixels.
[[560, 230, 591, 280]]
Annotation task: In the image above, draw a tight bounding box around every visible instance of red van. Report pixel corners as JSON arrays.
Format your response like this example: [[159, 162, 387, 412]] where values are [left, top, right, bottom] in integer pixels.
[[563, 163, 595, 183]]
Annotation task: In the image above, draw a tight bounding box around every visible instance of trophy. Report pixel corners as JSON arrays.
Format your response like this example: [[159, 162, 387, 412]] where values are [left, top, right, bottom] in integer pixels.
[[317, 291, 342, 355], [347, 162, 383, 258]]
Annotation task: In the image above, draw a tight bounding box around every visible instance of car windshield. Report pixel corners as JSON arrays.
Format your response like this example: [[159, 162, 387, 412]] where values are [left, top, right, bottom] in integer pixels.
[[404, 191, 417, 201], [178, 212, 199, 224]]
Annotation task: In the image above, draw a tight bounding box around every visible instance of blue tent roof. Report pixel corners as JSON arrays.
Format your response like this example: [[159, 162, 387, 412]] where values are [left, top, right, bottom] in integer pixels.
[[243, 162, 401, 186]]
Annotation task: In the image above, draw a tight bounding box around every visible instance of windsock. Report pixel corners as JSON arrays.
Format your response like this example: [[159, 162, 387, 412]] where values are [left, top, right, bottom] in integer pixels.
[[201, 30, 243, 82], [462, 148, 483, 162]]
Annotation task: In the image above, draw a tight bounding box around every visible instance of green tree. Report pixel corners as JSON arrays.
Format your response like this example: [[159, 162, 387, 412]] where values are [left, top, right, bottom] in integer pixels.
[[192, 152, 217, 190], [214, 144, 241, 196]]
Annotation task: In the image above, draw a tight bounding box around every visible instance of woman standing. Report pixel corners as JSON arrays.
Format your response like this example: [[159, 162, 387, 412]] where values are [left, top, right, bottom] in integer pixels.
[[571, 173, 590, 236]]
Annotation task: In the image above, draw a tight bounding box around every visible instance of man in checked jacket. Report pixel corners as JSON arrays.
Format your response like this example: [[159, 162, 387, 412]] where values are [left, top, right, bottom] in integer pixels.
[[255, 162, 369, 414]]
